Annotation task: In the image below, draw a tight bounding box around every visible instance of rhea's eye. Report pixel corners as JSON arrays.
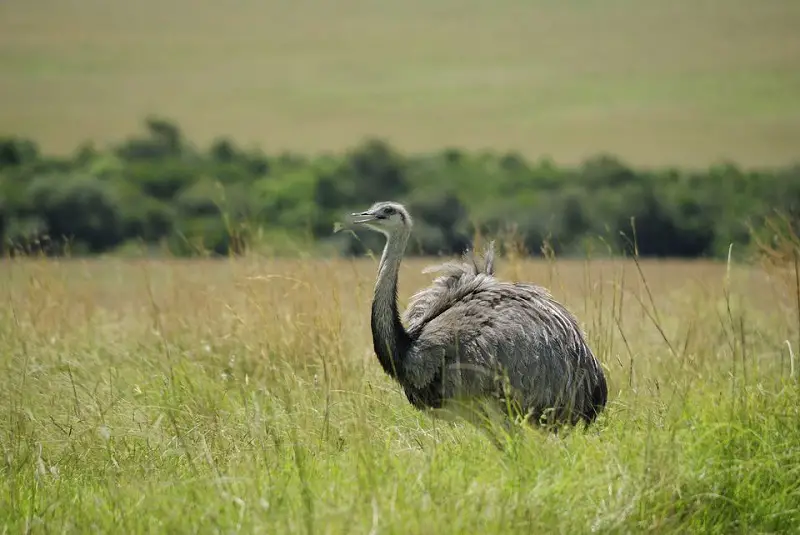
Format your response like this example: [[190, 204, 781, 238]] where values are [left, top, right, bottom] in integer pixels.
[[384, 207, 395, 215]]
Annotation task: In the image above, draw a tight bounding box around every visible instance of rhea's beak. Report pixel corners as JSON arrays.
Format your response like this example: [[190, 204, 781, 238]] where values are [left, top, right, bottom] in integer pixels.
[[350, 211, 376, 224]]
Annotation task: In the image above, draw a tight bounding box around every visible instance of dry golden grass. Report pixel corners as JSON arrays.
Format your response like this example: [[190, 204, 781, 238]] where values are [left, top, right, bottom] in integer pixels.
[[2, 251, 800, 532], [1, 0, 799, 166]]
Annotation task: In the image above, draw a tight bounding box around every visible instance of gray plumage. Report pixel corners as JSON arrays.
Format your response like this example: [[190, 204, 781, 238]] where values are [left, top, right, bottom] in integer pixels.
[[350, 201, 608, 431]]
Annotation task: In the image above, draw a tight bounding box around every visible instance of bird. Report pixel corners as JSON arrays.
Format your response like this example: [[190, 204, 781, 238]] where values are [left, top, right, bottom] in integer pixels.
[[348, 201, 608, 438]]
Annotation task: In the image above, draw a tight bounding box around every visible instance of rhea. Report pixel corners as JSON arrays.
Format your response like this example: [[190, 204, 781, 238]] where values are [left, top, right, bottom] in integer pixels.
[[350, 201, 608, 435]]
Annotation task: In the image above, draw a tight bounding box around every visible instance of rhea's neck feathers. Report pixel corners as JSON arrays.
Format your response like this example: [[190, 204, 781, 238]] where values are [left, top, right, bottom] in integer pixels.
[[370, 228, 412, 379]]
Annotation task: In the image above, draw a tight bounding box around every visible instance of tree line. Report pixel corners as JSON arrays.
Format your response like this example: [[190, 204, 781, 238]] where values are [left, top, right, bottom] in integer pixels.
[[1, 117, 798, 259]]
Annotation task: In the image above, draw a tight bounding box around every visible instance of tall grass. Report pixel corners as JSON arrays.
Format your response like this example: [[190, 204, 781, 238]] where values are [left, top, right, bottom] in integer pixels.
[[1, 242, 799, 533]]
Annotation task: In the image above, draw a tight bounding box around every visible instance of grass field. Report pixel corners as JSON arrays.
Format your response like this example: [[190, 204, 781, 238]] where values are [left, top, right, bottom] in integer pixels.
[[1, 0, 799, 166], [2, 248, 800, 533]]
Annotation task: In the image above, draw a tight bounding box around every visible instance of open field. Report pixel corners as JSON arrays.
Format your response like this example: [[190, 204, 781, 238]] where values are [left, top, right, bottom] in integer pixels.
[[1, 0, 799, 166], [2, 252, 800, 533]]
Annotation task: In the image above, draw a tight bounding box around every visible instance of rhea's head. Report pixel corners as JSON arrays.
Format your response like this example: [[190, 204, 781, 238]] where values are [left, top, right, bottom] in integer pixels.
[[350, 201, 412, 236]]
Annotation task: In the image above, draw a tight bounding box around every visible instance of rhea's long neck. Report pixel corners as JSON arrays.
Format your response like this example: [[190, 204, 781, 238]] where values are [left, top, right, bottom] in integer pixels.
[[370, 229, 412, 380]]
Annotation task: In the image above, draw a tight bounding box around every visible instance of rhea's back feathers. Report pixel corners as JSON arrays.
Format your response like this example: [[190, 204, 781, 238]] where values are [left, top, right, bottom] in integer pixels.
[[403, 241, 497, 330]]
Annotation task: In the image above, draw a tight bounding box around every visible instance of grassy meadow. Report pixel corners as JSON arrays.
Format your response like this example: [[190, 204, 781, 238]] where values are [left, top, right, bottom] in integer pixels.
[[2, 0, 800, 532], [2, 246, 800, 533], [1, 0, 799, 166]]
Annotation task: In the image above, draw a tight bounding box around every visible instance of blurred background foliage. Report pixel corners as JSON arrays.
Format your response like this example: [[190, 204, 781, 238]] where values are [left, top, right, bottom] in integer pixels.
[[1, 117, 798, 259]]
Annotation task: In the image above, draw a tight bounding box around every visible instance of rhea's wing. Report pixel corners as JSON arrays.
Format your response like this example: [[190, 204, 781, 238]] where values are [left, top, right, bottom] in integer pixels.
[[402, 241, 496, 329]]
